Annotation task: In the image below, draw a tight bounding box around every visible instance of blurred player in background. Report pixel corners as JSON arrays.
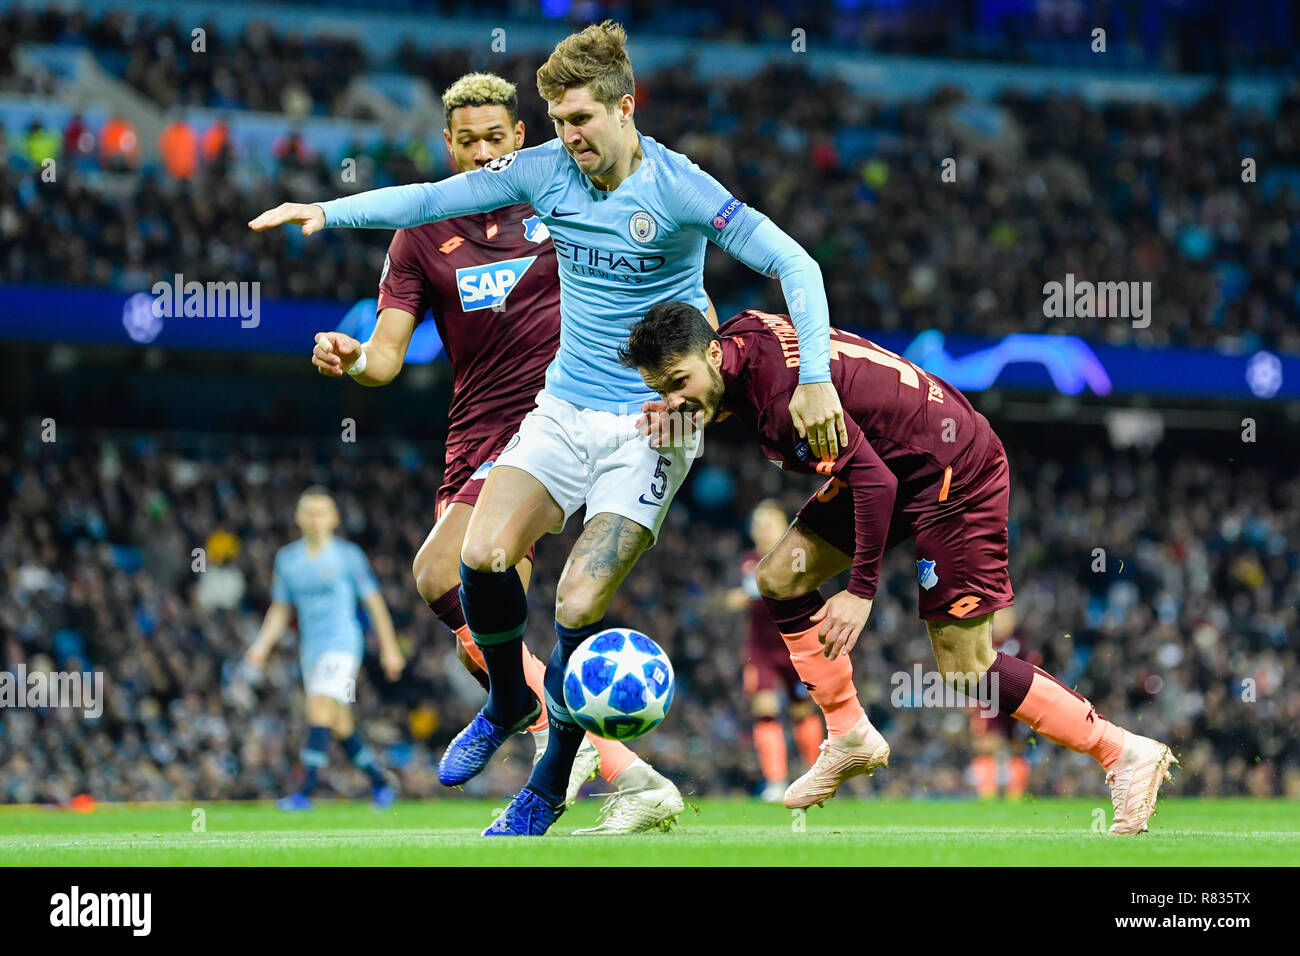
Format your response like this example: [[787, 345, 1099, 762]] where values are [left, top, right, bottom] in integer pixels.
[[724, 500, 823, 801], [969, 608, 1031, 799], [245, 487, 404, 810], [308, 72, 682, 828], [623, 303, 1179, 835], [252, 23, 843, 836]]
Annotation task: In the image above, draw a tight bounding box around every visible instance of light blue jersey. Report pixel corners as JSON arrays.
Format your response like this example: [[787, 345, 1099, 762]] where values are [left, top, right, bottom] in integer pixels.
[[270, 538, 380, 665], [318, 134, 831, 413]]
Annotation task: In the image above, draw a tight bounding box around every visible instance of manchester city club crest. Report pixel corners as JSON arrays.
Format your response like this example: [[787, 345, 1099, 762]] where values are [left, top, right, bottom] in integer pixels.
[[628, 210, 658, 243], [917, 558, 939, 590]]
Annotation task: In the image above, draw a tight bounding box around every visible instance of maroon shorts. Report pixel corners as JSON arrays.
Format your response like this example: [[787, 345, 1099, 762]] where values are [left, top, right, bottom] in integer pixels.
[[744, 636, 811, 702], [795, 447, 1015, 622], [435, 422, 536, 563]]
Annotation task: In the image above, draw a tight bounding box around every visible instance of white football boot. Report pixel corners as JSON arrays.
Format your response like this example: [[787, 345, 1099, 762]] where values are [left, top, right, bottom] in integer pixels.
[[1105, 731, 1178, 835], [783, 715, 890, 809], [572, 759, 684, 835]]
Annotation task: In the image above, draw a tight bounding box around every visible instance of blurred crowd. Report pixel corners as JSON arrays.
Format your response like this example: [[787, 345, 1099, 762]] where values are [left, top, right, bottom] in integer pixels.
[[5, 8, 1300, 350], [4, 3, 1295, 77], [2, 419, 1296, 804]]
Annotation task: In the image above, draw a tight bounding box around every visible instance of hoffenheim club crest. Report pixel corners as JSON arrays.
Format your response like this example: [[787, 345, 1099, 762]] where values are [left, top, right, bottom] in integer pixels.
[[917, 558, 939, 590]]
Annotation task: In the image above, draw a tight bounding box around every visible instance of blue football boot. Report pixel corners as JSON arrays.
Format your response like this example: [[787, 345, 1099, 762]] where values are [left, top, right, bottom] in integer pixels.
[[482, 787, 565, 837], [438, 696, 542, 786], [371, 784, 396, 810], [276, 792, 313, 811]]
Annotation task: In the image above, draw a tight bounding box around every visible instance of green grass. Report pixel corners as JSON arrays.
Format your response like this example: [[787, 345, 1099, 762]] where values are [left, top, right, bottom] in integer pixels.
[[0, 798, 1294, 866]]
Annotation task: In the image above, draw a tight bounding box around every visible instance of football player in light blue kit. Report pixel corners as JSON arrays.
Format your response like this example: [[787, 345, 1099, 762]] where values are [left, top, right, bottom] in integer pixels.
[[249, 21, 848, 836], [246, 487, 405, 810]]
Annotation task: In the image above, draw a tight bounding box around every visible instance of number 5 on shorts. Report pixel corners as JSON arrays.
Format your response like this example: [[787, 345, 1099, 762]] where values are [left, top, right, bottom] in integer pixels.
[[644, 455, 671, 502]]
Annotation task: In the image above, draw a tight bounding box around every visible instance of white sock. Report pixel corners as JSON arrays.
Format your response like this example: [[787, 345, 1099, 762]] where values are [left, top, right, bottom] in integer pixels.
[[612, 758, 653, 790], [531, 727, 549, 757]]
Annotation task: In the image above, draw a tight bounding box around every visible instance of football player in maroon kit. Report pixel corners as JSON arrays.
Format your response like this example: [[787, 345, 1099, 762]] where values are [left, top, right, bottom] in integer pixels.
[[621, 302, 1178, 835], [723, 500, 824, 801], [310, 73, 682, 831]]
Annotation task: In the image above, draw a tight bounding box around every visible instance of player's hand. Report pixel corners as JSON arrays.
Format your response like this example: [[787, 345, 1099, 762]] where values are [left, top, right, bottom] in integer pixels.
[[637, 399, 700, 449], [313, 332, 362, 376], [244, 644, 269, 668], [248, 202, 326, 236], [381, 647, 405, 682], [811, 590, 873, 660], [789, 382, 848, 462]]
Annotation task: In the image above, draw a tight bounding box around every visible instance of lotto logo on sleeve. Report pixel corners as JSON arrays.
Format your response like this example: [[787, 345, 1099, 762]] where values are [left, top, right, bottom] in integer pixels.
[[455, 257, 537, 311], [712, 196, 743, 229]]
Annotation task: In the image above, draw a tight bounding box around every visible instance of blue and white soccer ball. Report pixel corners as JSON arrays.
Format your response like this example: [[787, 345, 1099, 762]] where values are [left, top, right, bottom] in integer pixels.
[[562, 628, 675, 740]]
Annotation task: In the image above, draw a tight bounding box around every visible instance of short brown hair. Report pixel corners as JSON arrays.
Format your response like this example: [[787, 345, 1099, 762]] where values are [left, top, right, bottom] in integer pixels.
[[536, 20, 635, 110], [441, 72, 518, 130]]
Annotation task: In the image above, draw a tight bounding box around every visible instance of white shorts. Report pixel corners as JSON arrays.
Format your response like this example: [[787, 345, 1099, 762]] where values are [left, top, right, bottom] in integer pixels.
[[303, 650, 360, 704], [494, 390, 700, 542]]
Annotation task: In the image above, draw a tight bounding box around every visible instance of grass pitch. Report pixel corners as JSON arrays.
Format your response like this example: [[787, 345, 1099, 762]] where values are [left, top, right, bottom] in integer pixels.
[[0, 797, 1295, 866]]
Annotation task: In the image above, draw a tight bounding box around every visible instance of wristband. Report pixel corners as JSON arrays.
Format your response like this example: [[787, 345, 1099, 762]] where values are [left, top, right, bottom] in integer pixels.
[[346, 349, 368, 377]]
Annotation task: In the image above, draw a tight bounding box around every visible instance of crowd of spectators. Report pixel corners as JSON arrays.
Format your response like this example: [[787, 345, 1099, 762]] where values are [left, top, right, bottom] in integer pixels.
[[2, 418, 1295, 804], [5, 8, 1300, 350], [4, 3, 1295, 79]]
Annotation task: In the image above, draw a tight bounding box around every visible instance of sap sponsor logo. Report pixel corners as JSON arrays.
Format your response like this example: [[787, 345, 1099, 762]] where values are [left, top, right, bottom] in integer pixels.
[[50, 886, 152, 936], [712, 196, 743, 229], [483, 151, 517, 173], [521, 215, 550, 243], [455, 257, 537, 311]]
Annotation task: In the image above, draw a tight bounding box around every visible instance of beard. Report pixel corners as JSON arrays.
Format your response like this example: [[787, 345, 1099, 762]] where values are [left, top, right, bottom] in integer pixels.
[[680, 365, 727, 427]]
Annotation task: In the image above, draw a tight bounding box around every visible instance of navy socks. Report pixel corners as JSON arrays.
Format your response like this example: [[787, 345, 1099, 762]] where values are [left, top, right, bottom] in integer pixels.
[[459, 560, 534, 725], [527, 619, 606, 807]]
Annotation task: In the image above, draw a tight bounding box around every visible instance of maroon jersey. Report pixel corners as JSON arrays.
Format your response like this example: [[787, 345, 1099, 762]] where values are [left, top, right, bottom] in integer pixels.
[[719, 310, 1000, 600], [741, 550, 785, 653], [378, 204, 561, 445]]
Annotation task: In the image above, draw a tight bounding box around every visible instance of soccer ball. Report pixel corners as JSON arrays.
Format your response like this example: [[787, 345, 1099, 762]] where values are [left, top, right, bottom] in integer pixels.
[[562, 628, 675, 740]]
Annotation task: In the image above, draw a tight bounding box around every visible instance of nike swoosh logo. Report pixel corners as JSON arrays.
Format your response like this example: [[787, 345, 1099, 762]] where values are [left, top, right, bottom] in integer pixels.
[[550, 208, 580, 218], [637, 494, 664, 507]]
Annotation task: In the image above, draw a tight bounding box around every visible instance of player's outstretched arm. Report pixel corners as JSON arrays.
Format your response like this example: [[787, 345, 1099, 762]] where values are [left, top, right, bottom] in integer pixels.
[[246, 600, 291, 667], [249, 148, 542, 233], [734, 217, 847, 461], [678, 167, 846, 459]]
